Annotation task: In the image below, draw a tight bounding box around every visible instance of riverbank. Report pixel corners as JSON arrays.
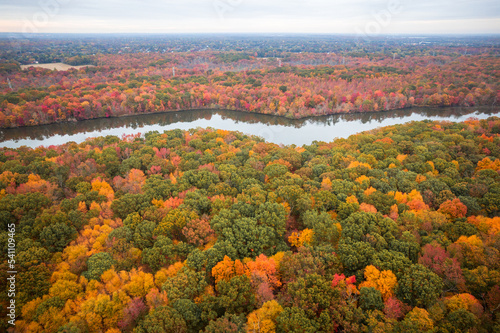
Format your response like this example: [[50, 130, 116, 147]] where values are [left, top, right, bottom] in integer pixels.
[[1, 104, 496, 131], [1, 106, 498, 149]]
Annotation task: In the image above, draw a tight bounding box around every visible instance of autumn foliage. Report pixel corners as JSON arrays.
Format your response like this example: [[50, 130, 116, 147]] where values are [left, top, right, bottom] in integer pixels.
[[1, 118, 499, 332], [1, 50, 498, 128]]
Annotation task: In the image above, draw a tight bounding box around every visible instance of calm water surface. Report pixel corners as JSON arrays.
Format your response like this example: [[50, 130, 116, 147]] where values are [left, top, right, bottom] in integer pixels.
[[0, 107, 498, 148]]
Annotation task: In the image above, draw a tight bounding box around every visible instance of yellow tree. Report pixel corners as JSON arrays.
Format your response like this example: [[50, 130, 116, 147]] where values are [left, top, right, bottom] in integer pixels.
[[346, 195, 359, 204], [154, 262, 184, 288], [359, 265, 398, 301], [288, 229, 314, 248], [246, 300, 283, 333], [321, 177, 333, 190], [101, 269, 129, 294], [212, 255, 246, 284], [77, 291, 131, 333], [91, 178, 115, 201], [397, 307, 434, 331], [445, 293, 484, 318], [123, 269, 155, 298]]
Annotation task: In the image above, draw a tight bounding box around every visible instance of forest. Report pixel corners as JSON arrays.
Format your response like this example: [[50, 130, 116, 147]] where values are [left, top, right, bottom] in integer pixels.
[[0, 117, 499, 332], [0, 35, 499, 128]]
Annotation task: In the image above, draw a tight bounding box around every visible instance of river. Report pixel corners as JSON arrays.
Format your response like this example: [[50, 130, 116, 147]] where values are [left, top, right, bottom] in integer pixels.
[[0, 106, 498, 149]]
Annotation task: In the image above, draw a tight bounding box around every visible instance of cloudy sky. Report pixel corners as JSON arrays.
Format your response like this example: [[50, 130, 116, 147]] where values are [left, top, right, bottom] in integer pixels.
[[0, 0, 499, 34]]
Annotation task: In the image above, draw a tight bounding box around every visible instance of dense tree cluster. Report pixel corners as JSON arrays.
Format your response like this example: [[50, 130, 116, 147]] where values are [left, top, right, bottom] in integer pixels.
[[0, 117, 499, 332], [0, 50, 498, 128]]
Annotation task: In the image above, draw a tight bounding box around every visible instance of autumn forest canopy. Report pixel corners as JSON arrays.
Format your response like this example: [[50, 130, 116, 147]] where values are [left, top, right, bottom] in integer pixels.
[[0, 34, 499, 128], [0, 116, 498, 332], [0, 34, 500, 332]]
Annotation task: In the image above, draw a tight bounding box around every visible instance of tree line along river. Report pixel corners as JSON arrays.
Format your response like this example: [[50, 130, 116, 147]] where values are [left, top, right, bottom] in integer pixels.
[[0, 106, 498, 149]]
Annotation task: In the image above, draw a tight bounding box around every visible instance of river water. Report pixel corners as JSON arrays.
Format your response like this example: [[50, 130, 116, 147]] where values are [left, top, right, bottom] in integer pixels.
[[0, 107, 498, 148]]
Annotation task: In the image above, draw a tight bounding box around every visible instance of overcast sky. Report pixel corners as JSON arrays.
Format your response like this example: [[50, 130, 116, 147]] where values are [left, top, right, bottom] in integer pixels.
[[0, 0, 499, 34]]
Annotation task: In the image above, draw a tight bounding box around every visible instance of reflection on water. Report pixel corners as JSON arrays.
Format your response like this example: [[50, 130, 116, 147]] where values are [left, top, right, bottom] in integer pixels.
[[0, 106, 498, 148]]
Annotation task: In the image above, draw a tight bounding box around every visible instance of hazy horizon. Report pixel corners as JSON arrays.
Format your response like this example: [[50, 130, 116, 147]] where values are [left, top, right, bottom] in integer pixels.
[[2, 32, 500, 37], [1, 0, 499, 35]]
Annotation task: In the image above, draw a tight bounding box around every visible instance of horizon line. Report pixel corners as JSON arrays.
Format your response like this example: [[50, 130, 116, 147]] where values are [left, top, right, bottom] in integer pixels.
[[1, 32, 500, 37]]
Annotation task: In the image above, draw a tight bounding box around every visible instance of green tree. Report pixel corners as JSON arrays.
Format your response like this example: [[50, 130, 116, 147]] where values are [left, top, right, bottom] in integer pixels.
[[462, 266, 500, 297], [111, 193, 150, 220], [337, 202, 360, 220], [133, 221, 157, 250], [313, 190, 339, 211], [142, 246, 167, 272], [96, 147, 121, 177], [40, 222, 77, 252], [371, 250, 412, 279], [337, 239, 376, 276], [16, 264, 51, 307], [397, 264, 443, 308], [162, 267, 207, 303], [301, 210, 340, 246], [172, 299, 203, 333], [389, 231, 420, 263], [16, 246, 51, 269], [57, 321, 86, 333], [444, 309, 478, 332], [275, 306, 320, 333], [182, 169, 219, 189], [84, 252, 115, 280], [181, 190, 212, 215], [155, 208, 199, 239], [264, 163, 289, 179], [201, 313, 246, 333], [364, 191, 397, 215], [279, 273, 338, 320], [215, 275, 257, 315], [135, 306, 187, 333], [359, 287, 384, 312], [211, 203, 287, 258], [143, 236, 192, 272], [143, 175, 173, 200], [340, 212, 397, 250], [394, 307, 435, 333]]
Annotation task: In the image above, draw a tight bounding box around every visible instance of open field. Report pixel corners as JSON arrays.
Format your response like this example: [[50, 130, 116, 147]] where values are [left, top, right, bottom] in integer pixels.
[[20, 62, 95, 70]]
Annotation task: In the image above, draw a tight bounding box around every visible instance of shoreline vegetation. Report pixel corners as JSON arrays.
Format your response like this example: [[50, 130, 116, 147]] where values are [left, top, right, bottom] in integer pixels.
[[0, 104, 493, 131], [0, 106, 496, 149], [1, 51, 498, 129]]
